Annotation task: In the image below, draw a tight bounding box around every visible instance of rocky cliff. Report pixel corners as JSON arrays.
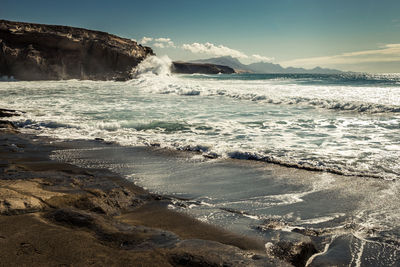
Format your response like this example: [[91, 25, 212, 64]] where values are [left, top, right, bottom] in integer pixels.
[[171, 62, 235, 74], [0, 20, 154, 81]]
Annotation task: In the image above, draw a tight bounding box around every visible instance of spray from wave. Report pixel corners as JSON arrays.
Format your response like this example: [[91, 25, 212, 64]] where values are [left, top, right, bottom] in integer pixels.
[[131, 55, 172, 77], [128, 55, 205, 96]]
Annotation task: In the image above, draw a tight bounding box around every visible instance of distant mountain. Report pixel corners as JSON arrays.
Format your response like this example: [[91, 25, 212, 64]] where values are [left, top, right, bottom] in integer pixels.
[[190, 56, 343, 74], [247, 61, 285, 73]]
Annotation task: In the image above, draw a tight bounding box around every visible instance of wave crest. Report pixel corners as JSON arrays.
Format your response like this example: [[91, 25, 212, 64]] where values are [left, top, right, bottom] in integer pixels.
[[131, 55, 172, 77]]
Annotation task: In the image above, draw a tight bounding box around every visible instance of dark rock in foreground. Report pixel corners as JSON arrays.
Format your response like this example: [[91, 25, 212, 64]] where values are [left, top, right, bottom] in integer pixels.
[[0, 19, 153, 81], [266, 240, 317, 267], [171, 62, 235, 74]]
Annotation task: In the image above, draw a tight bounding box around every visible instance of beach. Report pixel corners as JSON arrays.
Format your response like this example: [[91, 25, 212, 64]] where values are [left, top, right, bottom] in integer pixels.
[[2, 3, 400, 266], [1, 98, 399, 266], [1, 110, 295, 266]]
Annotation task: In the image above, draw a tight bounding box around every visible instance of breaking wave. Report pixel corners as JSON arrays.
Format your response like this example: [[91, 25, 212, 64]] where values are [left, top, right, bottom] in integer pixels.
[[212, 92, 400, 114], [131, 55, 172, 77], [127, 64, 400, 114], [167, 144, 398, 180]]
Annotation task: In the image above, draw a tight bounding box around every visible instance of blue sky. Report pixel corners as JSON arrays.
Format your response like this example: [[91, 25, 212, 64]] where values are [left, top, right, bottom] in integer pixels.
[[2, 0, 400, 72]]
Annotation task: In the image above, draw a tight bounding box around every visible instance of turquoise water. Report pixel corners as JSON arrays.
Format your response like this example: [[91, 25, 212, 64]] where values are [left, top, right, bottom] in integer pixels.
[[189, 72, 400, 87]]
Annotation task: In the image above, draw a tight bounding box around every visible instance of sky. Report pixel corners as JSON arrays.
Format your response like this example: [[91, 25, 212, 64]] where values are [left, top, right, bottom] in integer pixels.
[[1, 0, 400, 73]]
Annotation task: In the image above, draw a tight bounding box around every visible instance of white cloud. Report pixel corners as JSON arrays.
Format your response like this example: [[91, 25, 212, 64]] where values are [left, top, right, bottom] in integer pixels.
[[155, 37, 171, 42], [140, 37, 153, 45], [252, 54, 274, 62], [281, 44, 400, 68], [139, 37, 175, 48], [139, 38, 274, 62], [182, 42, 248, 59], [153, 43, 165, 48]]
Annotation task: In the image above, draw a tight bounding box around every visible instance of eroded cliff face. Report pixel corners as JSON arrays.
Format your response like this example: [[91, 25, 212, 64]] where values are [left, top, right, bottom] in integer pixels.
[[0, 20, 154, 81]]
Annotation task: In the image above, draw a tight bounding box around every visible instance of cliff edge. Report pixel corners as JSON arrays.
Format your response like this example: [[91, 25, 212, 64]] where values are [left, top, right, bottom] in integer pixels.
[[0, 19, 154, 81]]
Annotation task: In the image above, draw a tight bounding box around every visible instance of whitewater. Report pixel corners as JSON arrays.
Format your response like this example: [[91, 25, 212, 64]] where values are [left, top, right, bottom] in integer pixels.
[[1, 56, 399, 180]]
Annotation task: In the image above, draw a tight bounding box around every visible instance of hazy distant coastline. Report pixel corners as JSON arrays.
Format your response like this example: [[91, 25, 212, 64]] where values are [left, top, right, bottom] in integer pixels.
[[190, 56, 344, 74]]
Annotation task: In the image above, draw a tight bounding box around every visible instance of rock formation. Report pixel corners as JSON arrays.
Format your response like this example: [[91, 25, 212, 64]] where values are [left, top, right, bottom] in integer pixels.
[[171, 62, 235, 74], [0, 19, 153, 81]]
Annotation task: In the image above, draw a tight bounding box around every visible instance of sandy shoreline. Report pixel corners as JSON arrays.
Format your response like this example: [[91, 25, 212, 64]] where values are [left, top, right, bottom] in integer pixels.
[[0, 110, 293, 266]]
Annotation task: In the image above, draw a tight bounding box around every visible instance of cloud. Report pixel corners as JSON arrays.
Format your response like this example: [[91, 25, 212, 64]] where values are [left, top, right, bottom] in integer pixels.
[[154, 38, 175, 47], [153, 43, 165, 48], [140, 37, 153, 45], [252, 54, 274, 62], [182, 42, 248, 59], [155, 37, 171, 42], [154, 37, 175, 47], [281, 44, 400, 68], [181, 42, 273, 62], [139, 38, 274, 62], [139, 37, 175, 48]]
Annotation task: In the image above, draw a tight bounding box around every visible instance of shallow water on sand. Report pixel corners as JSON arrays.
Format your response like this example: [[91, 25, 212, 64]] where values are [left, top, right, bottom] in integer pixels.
[[52, 143, 400, 266]]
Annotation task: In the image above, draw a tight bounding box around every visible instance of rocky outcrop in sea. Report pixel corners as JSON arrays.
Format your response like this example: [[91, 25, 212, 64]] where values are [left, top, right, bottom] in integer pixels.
[[171, 62, 235, 74]]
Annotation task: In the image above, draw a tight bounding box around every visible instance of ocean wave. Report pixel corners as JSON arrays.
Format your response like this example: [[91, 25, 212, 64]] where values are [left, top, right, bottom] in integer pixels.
[[225, 150, 393, 180], [15, 119, 75, 130], [287, 98, 400, 113], [122, 121, 192, 133], [130, 73, 400, 114], [201, 91, 400, 114], [167, 146, 396, 180]]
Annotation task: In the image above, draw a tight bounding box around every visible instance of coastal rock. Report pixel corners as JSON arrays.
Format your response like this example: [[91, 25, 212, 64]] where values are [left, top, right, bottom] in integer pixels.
[[0, 120, 17, 133], [70, 187, 143, 215], [171, 62, 235, 74], [257, 218, 288, 230], [0, 109, 19, 133], [170, 239, 291, 267], [0, 108, 20, 118], [266, 240, 318, 267], [0, 179, 65, 215], [0, 188, 43, 214], [46, 208, 182, 250], [0, 19, 154, 81], [257, 219, 320, 267]]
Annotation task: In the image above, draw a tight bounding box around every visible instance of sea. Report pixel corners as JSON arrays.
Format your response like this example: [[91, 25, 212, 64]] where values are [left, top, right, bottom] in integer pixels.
[[1, 56, 399, 266]]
